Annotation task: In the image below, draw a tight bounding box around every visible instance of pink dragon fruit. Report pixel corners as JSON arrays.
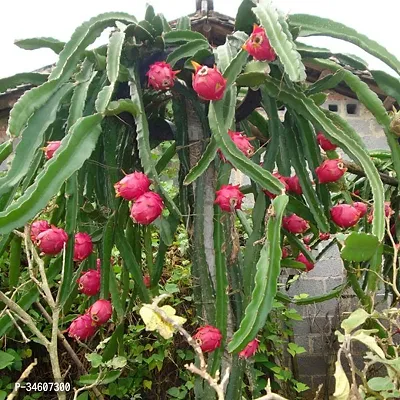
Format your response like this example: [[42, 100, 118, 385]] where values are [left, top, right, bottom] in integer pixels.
[[282, 214, 310, 234], [30, 220, 50, 242], [315, 159, 347, 184], [243, 25, 276, 62], [214, 184, 245, 212], [296, 252, 315, 272], [319, 232, 331, 241], [130, 192, 164, 225], [316, 132, 337, 151], [68, 314, 96, 340], [146, 61, 179, 91], [44, 141, 61, 160], [193, 325, 222, 353], [73, 232, 93, 262], [353, 202, 368, 217], [77, 269, 101, 296], [36, 227, 68, 255], [286, 175, 303, 195], [264, 172, 289, 199], [88, 299, 113, 326], [239, 339, 260, 359], [330, 204, 361, 228], [114, 171, 151, 201], [191, 62, 227, 101]]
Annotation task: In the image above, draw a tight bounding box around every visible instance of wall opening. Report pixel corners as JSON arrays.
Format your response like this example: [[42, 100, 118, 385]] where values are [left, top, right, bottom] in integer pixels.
[[328, 104, 338, 112], [346, 104, 358, 115]]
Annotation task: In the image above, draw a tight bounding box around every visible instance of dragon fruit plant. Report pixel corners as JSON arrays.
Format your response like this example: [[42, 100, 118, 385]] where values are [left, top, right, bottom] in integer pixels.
[[0, 1, 399, 399]]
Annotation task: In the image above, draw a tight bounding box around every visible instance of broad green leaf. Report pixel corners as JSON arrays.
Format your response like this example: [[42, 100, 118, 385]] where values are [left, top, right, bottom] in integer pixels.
[[341, 308, 369, 334], [0, 141, 12, 164], [341, 232, 380, 262], [228, 194, 288, 353], [14, 37, 65, 54], [0, 350, 15, 369], [253, 1, 306, 82], [352, 330, 385, 358], [176, 16, 190, 31], [77, 371, 121, 386], [0, 83, 73, 196], [166, 39, 210, 68], [367, 377, 395, 392], [0, 72, 48, 94], [214, 33, 248, 74], [332, 359, 350, 400], [0, 114, 103, 234], [158, 13, 171, 32], [163, 30, 207, 43], [85, 353, 103, 368], [371, 70, 400, 105], [289, 14, 400, 75], [49, 12, 137, 82], [7, 79, 62, 137]]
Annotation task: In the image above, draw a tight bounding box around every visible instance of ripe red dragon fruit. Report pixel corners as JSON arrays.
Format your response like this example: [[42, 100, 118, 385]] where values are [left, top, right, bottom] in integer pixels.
[[296, 252, 314, 272], [239, 339, 260, 359], [316, 132, 337, 151], [193, 325, 222, 353], [77, 269, 101, 296], [330, 204, 361, 228], [30, 220, 50, 242], [286, 175, 302, 195], [143, 274, 151, 288], [73, 232, 93, 262], [315, 159, 347, 184], [88, 299, 113, 326], [214, 184, 245, 212], [243, 25, 276, 62], [36, 227, 68, 255], [228, 130, 254, 157], [114, 171, 151, 201], [264, 172, 289, 199], [319, 232, 330, 241], [68, 314, 96, 340], [191, 62, 227, 101], [146, 61, 179, 91], [44, 141, 61, 160], [130, 192, 164, 225], [353, 202, 368, 217], [303, 236, 312, 245], [282, 214, 310, 234]]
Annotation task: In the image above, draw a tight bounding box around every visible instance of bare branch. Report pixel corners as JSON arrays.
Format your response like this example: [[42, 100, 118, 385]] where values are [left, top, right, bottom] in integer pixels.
[[6, 358, 37, 400]]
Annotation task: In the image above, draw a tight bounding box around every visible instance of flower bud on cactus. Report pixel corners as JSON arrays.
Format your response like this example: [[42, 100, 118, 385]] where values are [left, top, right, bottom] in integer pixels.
[[88, 299, 112, 326], [316, 132, 337, 151], [44, 141, 61, 160], [77, 269, 101, 296], [319, 232, 330, 241], [239, 339, 260, 359], [30, 220, 50, 242], [303, 236, 312, 245], [96, 258, 101, 271], [73, 232, 93, 262], [243, 25, 276, 61], [191, 62, 227, 101], [146, 61, 179, 91], [286, 175, 302, 195], [193, 325, 222, 353], [315, 159, 347, 184], [353, 202, 368, 217], [296, 252, 314, 272], [130, 192, 164, 225], [264, 173, 289, 199], [282, 214, 310, 234], [114, 171, 151, 201], [143, 274, 151, 288], [390, 109, 400, 137], [214, 184, 245, 212], [68, 314, 96, 340], [36, 227, 68, 255], [281, 247, 290, 259], [368, 201, 394, 224], [330, 204, 361, 228]]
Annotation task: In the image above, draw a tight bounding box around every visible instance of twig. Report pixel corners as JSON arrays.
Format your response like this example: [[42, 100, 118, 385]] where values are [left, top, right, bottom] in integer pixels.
[[6, 310, 30, 343], [73, 371, 105, 400], [254, 380, 289, 400], [6, 358, 37, 400]]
